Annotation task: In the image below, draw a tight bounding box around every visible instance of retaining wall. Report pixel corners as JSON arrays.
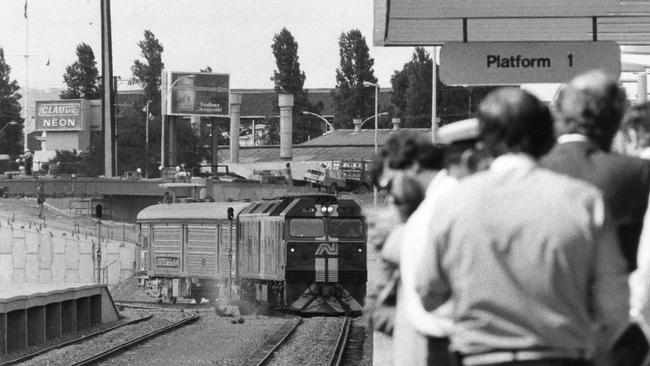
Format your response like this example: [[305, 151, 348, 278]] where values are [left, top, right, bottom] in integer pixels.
[[0, 223, 137, 286]]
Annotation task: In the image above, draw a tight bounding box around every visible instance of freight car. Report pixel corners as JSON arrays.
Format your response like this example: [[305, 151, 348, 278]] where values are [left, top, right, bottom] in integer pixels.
[[237, 195, 367, 314], [136, 201, 251, 304], [136, 194, 367, 314]]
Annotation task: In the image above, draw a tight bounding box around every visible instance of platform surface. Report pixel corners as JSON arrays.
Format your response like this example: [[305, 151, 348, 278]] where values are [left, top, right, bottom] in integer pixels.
[[0, 283, 98, 301]]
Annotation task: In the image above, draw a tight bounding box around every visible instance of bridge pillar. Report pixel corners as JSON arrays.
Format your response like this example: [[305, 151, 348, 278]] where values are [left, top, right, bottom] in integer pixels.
[[279, 94, 294, 160], [230, 93, 242, 163]]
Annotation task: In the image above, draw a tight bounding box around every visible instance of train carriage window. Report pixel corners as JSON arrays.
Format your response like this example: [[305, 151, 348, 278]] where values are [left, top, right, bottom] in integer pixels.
[[329, 218, 364, 238], [288, 218, 324, 237]]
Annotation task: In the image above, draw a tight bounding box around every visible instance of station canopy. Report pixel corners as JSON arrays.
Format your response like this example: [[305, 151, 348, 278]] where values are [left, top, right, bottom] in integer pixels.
[[374, 0, 650, 46]]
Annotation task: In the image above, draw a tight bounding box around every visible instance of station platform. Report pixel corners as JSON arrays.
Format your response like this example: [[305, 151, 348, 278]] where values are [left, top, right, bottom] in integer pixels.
[[0, 283, 120, 356]]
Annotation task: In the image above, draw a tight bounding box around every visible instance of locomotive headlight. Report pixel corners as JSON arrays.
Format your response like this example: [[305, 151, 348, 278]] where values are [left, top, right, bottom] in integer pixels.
[[290, 247, 295, 253], [327, 206, 334, 213], [358, 248, 363, 253]]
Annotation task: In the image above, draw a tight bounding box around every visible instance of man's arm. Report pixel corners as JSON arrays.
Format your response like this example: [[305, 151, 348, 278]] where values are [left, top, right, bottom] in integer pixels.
[[400, 198, 453, 336], [592, 197, 631, 360]]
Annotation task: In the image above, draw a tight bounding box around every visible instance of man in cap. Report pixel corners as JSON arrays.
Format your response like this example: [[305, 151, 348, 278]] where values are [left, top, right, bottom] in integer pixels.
[[395, 119, 483, 366]]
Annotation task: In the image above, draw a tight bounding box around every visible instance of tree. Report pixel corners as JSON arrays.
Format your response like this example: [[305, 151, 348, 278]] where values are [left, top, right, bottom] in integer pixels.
[[390, 47, 498, 126], [270, 27, 323, 144], [60, 43, 102, 99], [390, 47, 432, 127], [130, 30, 164, 176], [331, 29, 378, 128], [0, 48, 24, 157], [131, 30, 164, 103]]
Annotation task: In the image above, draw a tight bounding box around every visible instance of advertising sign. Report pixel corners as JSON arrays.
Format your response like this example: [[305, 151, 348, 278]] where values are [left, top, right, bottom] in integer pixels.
[[439, 41, 621, 85], [165, 71, 230, 117], [35, 100, 84, 131]]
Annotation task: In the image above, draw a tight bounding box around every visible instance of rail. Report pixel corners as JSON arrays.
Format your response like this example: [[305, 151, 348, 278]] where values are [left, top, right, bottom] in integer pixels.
[[71, 312, 199, 366], [328, 317, 352, 366], [248, 317, 302, 366]]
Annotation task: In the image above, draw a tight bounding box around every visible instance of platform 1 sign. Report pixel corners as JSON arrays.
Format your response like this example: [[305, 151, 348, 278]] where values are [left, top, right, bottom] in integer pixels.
[[439, 41, 621, 85]]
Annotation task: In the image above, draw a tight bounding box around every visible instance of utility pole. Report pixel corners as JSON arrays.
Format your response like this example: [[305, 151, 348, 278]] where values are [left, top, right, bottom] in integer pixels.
[[101, 0, 114, 177]]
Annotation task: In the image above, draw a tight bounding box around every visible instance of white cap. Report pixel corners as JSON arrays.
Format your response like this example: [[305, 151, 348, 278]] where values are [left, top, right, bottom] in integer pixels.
[[437, 118, 480, 145], [136, 168, 142, 173]]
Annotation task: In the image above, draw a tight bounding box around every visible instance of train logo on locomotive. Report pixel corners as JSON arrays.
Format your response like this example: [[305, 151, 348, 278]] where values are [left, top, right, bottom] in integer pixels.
[[315, 243, 338, 283]]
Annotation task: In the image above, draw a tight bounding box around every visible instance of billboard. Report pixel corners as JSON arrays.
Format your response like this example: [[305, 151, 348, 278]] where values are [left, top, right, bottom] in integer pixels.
[[164, 71, 230, 117], [35, 100, 84, 131]]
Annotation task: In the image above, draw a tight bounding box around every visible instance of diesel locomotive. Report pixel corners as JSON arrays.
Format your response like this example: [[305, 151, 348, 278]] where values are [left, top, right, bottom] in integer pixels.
[[136, 194, 367, 314]]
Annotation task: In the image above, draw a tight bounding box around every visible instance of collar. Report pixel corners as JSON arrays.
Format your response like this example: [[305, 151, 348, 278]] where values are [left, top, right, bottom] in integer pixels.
[[557, 134, 591, 144], [425, 169, 457, 198], [490, 153, 537, 172]]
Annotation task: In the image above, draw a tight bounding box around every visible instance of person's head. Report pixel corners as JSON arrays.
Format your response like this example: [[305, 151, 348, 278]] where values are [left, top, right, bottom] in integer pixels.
[[621, 102, 650, 153], [389, 173, 425, 221], [551, 69, 627, 151], [437, 118, 485, 179], [136, 168, 142, 174], [374, 133, 445, 191], [477, 88, 555, 159]]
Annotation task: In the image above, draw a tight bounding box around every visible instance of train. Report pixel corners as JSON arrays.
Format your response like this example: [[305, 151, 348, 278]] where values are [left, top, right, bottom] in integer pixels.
[[136, 194, 367, 314]]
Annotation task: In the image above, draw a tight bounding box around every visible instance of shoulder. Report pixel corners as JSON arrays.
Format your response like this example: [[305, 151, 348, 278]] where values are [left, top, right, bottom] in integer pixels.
[[534, 168, 607, 210]]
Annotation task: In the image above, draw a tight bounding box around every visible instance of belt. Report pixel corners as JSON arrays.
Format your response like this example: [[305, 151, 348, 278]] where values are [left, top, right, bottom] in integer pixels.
[[462, 349, 585, 366]]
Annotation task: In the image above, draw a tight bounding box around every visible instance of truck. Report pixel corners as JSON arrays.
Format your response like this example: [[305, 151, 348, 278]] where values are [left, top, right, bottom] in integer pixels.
[[303, 160, 373, 194]]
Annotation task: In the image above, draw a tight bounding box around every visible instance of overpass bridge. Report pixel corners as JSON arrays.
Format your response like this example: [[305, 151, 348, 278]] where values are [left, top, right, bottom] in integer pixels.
[[0, 178, 318, 222]]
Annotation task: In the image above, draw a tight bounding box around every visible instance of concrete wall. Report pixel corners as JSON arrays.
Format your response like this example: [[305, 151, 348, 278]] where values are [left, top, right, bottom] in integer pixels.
[[0, 224, 137, 286]]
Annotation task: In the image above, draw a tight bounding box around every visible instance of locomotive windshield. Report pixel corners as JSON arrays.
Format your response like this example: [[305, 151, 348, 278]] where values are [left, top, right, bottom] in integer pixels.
[[328, 218, 364, 238], [289, 218, 325, 237]]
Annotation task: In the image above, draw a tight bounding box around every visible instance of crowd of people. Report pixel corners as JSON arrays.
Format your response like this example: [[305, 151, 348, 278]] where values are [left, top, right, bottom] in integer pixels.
[[365, 69, 650, 366]]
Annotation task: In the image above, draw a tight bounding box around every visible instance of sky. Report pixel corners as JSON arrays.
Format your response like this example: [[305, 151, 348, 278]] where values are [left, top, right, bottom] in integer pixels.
[[0, 0, 416, 93], [2, 0, 650, 108]]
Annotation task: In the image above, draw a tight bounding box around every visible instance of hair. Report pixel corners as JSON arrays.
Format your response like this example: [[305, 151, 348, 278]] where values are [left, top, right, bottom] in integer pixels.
[[623, 102, 650, 134], [551, 69, 627, 151], [390, 174, 425, 221], [382, 133, 445, 171], [477, 88, 555, 158]]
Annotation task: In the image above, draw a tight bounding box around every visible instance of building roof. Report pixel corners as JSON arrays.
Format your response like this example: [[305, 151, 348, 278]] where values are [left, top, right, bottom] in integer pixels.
[[221, 127, 433, 163], [300, 128, 431, 146]]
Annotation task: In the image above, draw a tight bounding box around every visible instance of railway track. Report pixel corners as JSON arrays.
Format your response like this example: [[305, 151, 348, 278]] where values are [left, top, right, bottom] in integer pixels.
[[0, 314, 152, 366], [70, 311, 199, 366], [244, 317, 303, 366], [114, 299, 213, 311], [329, 317, 352, 366], [247, 316, 356, 366]]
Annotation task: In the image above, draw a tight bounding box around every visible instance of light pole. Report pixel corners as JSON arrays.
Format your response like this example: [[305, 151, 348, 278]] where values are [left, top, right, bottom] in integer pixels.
[[362, 81, 380, 154], [144, 100, 153, 178], [363, 81, 380, 206], [301, 111, 335, 133], [162, 75, 195, 171], [359, 112, 389, 129]]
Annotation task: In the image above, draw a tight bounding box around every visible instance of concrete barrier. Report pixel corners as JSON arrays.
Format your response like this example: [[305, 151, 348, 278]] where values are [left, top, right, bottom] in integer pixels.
[[0, 224, 137, 286]]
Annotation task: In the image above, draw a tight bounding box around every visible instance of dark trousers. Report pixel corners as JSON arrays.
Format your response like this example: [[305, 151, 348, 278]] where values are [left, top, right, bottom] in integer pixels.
[[428, 337, 454, 366]]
